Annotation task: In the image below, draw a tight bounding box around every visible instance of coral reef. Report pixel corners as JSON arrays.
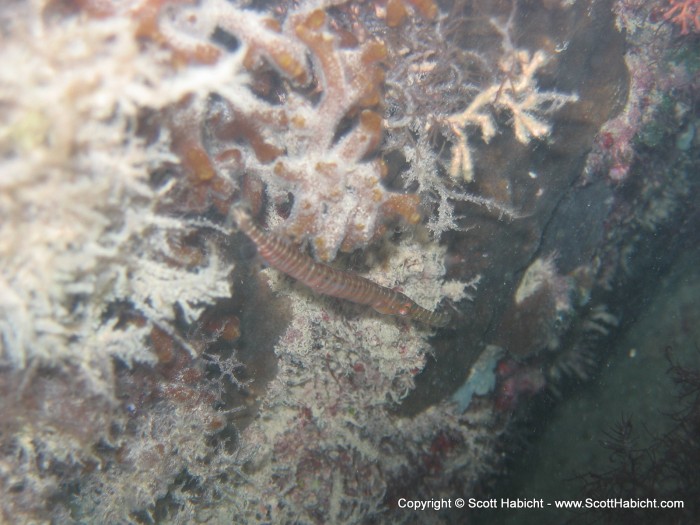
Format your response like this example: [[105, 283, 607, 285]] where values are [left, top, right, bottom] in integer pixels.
[[1, 0, 487, 521], [586, 0, 697, 182], [0, 0, 235, 375], [235, 237, 484, 522], [180, 0, 426, 261], [381, 0, 580, 232], [1, 0, 697, 522], [0, 1, 246, 521]]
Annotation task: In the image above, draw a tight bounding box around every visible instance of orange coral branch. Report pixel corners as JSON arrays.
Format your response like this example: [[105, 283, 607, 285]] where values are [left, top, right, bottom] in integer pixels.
[[663, 0, 700, 34]]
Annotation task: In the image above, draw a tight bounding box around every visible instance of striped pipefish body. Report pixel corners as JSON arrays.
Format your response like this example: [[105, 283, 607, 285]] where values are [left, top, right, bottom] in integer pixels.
[[232, 208, 451, 328]]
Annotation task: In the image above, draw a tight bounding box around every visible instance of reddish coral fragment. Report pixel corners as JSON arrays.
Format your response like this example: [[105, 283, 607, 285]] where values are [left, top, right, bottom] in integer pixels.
[[663, 0, 700, 34]]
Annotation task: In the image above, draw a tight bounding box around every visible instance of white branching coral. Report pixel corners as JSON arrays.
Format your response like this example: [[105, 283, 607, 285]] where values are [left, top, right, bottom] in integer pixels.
[[0, 2, 233, 380], [446, 17, 579, 182], [160, 0, 421, 261], [379, 3, 578, 236]]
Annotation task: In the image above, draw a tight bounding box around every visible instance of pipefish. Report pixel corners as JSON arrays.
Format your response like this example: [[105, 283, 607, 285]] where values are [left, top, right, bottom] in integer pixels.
[[232, 208, 451, 328]]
